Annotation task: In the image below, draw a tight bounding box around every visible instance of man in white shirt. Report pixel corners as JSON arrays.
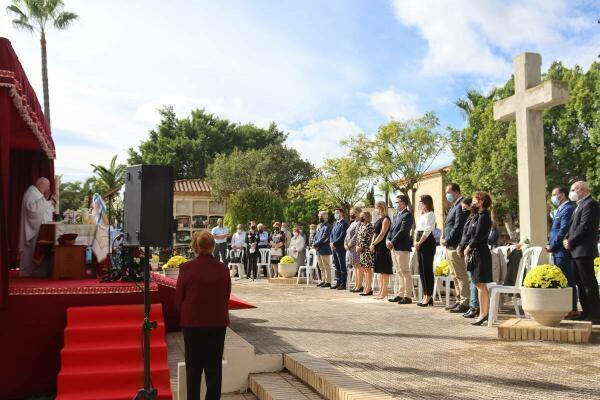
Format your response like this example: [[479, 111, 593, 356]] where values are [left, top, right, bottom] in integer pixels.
[[211, 218, 229, 265], [230, 224, 247, 269], [19, 177, 55, 277]]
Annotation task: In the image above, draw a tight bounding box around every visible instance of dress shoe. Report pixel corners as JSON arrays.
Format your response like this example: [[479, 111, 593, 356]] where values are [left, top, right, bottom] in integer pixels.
[[445, 302, 460, 311], [350, 287, 363, 293], [450, 304, 470, 313], [336, 285, 347, 290], [359, 291, 373, 296], [316, 282, 324, 287], [463, 308, 479, 318], [330, 284, 339, 290], [399, 297, 412, 304], [388, 296, 402, 303], [321, 283, 331, 288], [471, 314, 489, 326], [417, 298, 434, 307]]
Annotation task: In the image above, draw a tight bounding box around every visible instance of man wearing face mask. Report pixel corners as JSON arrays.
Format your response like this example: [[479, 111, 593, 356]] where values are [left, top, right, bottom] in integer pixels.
[[211, 218, 229, 266], [330, 208, 349, 290], [547, 186, 577, 314], [442, 183, 470, 313], [387, 195, 414, 303], [564, 181, 600, 323], [313, 211, 333, 287]]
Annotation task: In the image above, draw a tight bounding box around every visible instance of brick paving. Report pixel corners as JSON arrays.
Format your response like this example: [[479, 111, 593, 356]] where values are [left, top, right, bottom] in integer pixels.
[[230, 279, 600, 400]]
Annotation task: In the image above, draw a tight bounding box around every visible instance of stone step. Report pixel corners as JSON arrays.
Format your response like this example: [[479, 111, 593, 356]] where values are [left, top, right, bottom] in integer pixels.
[[249, 372, 323, 400], [284, 352, 395, 400]]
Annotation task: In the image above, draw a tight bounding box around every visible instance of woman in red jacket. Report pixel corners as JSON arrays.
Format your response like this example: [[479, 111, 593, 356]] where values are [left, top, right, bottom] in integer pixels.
[[176, 230, 231, 400]]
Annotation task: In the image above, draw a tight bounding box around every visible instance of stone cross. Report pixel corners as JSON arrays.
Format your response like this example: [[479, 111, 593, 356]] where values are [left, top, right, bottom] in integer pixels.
[[493, 52, 568, 249]]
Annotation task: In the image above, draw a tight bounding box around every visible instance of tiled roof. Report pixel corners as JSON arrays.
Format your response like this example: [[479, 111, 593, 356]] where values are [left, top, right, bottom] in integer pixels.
[[174, 179, 212, 193]]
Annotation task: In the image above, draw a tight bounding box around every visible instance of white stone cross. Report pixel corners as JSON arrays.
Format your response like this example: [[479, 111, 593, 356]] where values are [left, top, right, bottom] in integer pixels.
[[493, 52, 568, 249]]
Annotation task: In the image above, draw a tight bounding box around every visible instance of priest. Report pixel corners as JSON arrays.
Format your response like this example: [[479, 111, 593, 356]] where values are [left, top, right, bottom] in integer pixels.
[[19, 177, 55, 277]]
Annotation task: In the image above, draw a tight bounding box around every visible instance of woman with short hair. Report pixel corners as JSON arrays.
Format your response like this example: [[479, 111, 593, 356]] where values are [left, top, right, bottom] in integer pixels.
[[270, 222, 285, 277], [371, 201, 393, 300], [415, 195, 436, 307], [345, 207, 363, 292], [356, 210, 375, 296], [175, 231, 231, 400], [289, 226, 306, 267], [464, 191, 494, 326]]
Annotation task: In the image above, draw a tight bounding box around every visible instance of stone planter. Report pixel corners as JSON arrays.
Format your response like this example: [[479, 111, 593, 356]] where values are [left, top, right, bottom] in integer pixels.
[[278, 263, 298, 278], [521, 287, 572, 326], [150, 261, 160, 272], [164, 268, 180, 279]]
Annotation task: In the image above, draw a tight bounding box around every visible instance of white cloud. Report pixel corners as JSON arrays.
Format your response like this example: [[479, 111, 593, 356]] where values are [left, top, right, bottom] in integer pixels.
[[286, 117, 364, 167], [392, 0, 600, 78], [369, 90, 419, 120]]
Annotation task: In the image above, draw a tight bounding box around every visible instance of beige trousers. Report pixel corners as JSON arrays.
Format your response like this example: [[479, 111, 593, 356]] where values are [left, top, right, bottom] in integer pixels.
[[446, 249, 470, 306], [391, 250, 413, 298], [317, 255, 332, 283]]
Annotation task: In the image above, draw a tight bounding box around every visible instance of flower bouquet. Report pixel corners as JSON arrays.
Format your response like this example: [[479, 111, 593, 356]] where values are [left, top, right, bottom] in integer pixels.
[[594, 257, 599, 277], [434, 259, 449, 276]]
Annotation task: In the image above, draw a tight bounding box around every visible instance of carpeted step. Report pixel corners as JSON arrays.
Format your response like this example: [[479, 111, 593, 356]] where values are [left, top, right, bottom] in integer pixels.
[[56, 304, 172, 400]]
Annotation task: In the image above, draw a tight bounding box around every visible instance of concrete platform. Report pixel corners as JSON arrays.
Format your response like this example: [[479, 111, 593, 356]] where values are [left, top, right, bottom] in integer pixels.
[[498, 319, 592, 343]]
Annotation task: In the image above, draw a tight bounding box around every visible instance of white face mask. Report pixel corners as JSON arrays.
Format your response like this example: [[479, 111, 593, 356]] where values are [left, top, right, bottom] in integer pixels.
[[568, 190, 579, 202], [334, 212, 341, 220]]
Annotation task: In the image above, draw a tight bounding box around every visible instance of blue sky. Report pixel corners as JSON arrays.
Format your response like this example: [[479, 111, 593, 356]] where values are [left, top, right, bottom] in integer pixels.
[[0, 0, 598, 182]]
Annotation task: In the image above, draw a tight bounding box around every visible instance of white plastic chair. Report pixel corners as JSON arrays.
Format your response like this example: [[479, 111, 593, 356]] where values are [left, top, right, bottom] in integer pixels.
[[257, 248, 272, 278], [487, 246, 542, 327], [297, 249, 320, 285], [228, 249, 246, 280], [432, 246, 451, 306], [410, 250, 423, 302]]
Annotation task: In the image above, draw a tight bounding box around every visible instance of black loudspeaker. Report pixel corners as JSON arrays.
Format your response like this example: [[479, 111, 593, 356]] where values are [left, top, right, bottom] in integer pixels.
[[123, 165, 174, 247]]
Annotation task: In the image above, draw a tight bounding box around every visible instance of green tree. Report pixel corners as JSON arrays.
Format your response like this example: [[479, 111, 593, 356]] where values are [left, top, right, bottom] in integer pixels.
[[305, 156, 371, 217], [90, 155, 126, 194], [128, 107, 288, 179], [223, 188, 284, 232], [284, 184, 320, 228], [7, 0, 78, 126], [58, 179, 84, 213], [206, 145, 314, 201]]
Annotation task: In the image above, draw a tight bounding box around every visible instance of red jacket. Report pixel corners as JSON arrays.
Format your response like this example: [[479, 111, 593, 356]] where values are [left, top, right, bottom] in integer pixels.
[[175, 254, 231, 327]]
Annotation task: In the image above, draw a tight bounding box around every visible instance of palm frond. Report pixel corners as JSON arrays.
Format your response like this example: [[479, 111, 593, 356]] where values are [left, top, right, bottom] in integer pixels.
[[6, 4, 28, 20], [11, 17, 34, 32], [53, 10, 77, 29]]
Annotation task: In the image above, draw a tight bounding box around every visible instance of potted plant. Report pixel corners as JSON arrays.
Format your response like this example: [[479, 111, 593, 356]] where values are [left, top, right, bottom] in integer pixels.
[[521, 264, 572, 326], [434, 260, 449, 276], [162, 255, 188, 279], [150, 254, 160, 271], [278, 256, 297, 278], [594, 257, 599, 279]]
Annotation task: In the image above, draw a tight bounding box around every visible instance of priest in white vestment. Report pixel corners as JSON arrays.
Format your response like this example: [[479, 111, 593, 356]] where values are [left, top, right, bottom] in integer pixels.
[[19, 177, 55, 277]]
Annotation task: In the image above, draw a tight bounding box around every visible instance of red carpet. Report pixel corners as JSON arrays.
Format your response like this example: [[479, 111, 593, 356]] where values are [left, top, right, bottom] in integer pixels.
[[56, 304, 172, 400]]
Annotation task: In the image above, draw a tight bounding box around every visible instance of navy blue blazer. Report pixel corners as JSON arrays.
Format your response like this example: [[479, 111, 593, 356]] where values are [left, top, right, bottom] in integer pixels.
[[313, 222, 333, 255], [386, 208, 414, 251], [548, 201, 574, 257], [330, 219, 349, 248], [443, 197, 467, 248], [566, 196, 600, 259]]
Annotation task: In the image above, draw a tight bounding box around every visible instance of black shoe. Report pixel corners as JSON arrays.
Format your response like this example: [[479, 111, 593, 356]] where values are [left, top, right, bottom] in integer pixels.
[[321, 283, 331, 288], [330, 284, 339, 289], [417, 298, 434, 307], [445, 302, 460, 311], [399, 297, 412, 304], [388, 296, 402, 303], [316, 282, 324, 287], [463, 308, 479, 318], [336, 285, 347, 290], [471, 315, 489, 326], [450, 304, 471, 313], [359, 291, 373, 296], [350, 287, 363, 293]]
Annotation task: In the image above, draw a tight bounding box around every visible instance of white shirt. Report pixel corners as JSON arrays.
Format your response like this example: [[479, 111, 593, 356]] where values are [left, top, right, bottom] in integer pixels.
[[416, 211, 436, 238], [231, 231, 246, 248], [289, 233, 306, 255], [19, 185, 53, 252], [211, 226, 229, 244]]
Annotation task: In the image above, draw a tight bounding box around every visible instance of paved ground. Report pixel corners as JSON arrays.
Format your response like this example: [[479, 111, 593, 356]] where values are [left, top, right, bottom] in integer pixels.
[[229, 279, 600, 400]]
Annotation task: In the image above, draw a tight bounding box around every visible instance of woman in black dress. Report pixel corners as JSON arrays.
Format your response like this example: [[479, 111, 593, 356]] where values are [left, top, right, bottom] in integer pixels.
[[245, 224, 260, 280], [371, 201, 393, 300], [464, 191, 493, 326]]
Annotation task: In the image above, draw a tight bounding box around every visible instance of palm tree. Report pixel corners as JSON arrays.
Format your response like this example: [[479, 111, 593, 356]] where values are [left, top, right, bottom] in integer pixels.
[[7, 0, 78, 127], [90, 155, 126, 194]]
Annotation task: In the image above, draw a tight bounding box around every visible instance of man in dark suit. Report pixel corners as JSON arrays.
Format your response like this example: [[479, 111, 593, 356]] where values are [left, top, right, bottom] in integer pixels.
[[176, 231, 231, 400], [546, 186, 577, 313], [564, 181, 600, 323], [442, 183, 470, 313], [387, 195, 415, 304], [330, 208, 349, 290], [313, 211, 333, 288]]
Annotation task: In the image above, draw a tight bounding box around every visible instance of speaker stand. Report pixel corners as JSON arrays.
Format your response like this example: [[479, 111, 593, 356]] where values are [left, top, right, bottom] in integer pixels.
[[133, 246, 157, 400]]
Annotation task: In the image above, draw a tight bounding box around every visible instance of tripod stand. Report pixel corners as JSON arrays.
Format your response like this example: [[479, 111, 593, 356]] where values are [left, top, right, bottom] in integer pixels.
[[133, 246, 158, 400]]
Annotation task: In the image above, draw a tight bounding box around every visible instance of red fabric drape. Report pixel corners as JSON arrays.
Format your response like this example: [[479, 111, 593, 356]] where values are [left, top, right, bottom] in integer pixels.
[[0, 37, 54, 307]]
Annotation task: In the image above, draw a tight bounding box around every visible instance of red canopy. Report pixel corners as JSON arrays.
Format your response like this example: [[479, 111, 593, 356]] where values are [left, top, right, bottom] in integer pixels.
[[0, 37, 55, 306]]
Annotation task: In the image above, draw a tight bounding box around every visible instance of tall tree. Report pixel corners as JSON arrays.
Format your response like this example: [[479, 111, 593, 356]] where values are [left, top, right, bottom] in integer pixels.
[[223, 188, 284, 232], [90, 155, 126, 194], [128, 106, 288, 179], [7, 0, 78, 126], [58, 179, 83, 213], [206, 145, 314, 201], [305, 156, 371, 217]]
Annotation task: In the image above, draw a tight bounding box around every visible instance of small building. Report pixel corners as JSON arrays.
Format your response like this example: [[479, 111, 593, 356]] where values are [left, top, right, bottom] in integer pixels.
[[408, 165, 451, 229], [173, 179, 227, 248]]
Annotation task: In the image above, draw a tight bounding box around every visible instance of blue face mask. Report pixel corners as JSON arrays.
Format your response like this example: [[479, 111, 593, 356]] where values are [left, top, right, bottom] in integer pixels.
[[550, 195, 560, 206], [446, 193, 455, 203]]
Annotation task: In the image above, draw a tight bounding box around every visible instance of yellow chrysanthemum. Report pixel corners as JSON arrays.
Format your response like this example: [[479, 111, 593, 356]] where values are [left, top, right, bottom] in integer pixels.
[[523, 264, 568, 289], [162, 255, 188, 269], [280, 256, 296, 264], [435, 259, 449, 276]]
